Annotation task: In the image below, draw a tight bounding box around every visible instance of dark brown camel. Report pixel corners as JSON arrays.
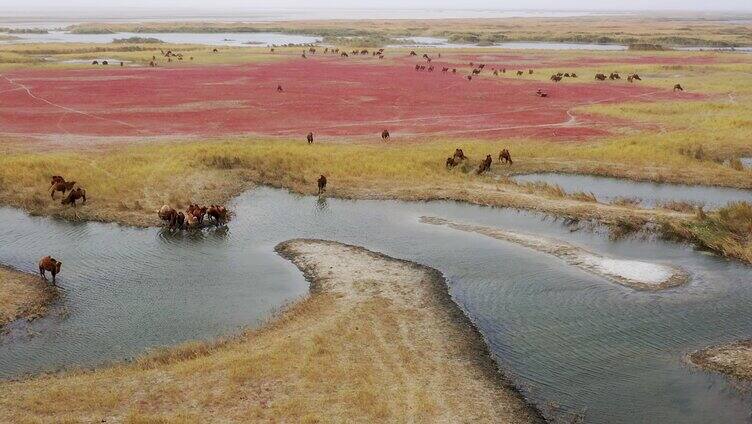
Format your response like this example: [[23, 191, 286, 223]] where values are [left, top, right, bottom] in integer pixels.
[[317, 175, 327, 195], [595, 73, 607, 81], [307, 132, 314, 144], [61, 187, 86, 206], [499, 149, 513, 164], [674, 84, 684, 91], [453, 148, 467, 161], [381, 129, 390, 141], [477, 155, 492, 174]]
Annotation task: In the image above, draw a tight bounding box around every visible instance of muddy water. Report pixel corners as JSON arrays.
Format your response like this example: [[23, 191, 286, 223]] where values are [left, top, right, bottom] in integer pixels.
[[1, 187, 751, 423], [513, 172, 752, 209]]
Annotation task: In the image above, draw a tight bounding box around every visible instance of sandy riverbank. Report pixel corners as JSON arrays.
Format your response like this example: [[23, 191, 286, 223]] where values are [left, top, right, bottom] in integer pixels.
[[422, 216, 689, 290], [0, 265, 57, 329], [688, 340, 752, 382], [0, 239, 542, 423]]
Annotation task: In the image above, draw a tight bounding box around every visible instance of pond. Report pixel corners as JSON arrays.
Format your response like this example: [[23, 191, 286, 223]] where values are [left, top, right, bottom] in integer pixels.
[[512, 173, 752, 209], [1, 187, 751, 423]]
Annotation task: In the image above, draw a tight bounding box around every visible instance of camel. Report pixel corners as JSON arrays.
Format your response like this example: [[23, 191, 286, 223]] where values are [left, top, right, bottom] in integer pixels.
[[674, 84, 684, 91], [609, 72, 621, 80], [472, 68, 481, 75], [38, 256, 62, 283], [452, 68, 457, 73], [415, 64, 421, 71], [207, 205, 228, 225], [50, 181, 76, 199], [277, 85, 284, 92], [92, 60, 99, 65], [453, 148, 467, 161], [477, 155, 492, 174], [61, 188, 86, 206], [529, 69, 534, 74], [442, 67, 449, 73], [102, 60, 108, 65], [493, 70, 498, 76], [317, 175, 327, 195], [184, 211, 198, 228], [516, 70, 524, 76], [550, 75, 562, 82], [595, 73, 607, 81], [536, 89, 548, 98], [50, 175, 65, 187], [381, 129, 390, 141], [571, 73, 578, 78], [446, 157, 457, 168], [341, 52, 348, 57], [499, 149, 513, 164], [478, 64, 485, 69], [428, 65, 434, 72], [187, 204, 208, 224], [212, 48, 219, 53], [174, 212, 185, 229], [409, 51, 417, 56], [307, 132, 314, 144]]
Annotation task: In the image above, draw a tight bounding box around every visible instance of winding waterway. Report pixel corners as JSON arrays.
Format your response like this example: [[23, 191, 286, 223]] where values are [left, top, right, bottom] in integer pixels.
[[1, 187, 751, 423], [512, 172, 752, 209]]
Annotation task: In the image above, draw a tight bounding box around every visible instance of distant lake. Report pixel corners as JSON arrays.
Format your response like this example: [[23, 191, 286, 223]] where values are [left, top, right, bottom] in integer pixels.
[[0, 9, 616, 30], [0, 31, 321, 46], [392, 36, 628, 50]]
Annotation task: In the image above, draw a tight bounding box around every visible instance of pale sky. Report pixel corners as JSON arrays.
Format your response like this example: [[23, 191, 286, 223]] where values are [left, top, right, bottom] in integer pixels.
[[4, 0, 752, 12]]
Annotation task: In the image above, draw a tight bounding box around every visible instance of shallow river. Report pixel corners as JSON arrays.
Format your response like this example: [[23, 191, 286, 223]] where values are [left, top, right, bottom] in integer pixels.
[[1, 187, 751, 423], [513, 172, 752, 209]]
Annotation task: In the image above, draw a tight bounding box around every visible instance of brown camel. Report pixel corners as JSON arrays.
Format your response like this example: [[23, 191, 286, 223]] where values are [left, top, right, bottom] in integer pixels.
[[38, 256, 62, 283], [50, 181, 76, 199], [595, 73, 607, 81], [453, 148, 467, 161], [61, 187, 86, 206], [381, 129, 390, 141], [317, 175, 327, 195], [446, 157, 457, 168], [477, 155, 492, 174], [674, 84, 684, 91], [307, 132, 314, 144], [207, 205, 228, 225], [499, 149, 513, 164]]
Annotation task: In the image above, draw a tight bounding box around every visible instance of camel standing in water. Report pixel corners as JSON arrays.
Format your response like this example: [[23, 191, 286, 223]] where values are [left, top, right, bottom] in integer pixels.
[[38, 256, 62, 283]]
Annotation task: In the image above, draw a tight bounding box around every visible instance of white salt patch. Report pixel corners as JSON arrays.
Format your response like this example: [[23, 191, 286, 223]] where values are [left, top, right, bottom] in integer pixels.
[[579, 254, 672, 286]]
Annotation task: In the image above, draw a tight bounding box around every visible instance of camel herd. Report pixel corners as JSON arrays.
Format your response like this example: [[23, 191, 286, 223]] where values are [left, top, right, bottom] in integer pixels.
[[158, 204, 228, 230], [49, 176, 86, 206], [445, 147, 513, 174]]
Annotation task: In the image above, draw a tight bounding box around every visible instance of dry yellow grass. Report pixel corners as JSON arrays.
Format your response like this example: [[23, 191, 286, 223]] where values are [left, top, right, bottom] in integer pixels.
[[0, 265, 56, 327], [0, 239, 542, 424]]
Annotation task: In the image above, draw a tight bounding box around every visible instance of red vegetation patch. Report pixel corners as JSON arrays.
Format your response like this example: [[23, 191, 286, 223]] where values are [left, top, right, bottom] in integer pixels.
[[0, 58, 700, 141]]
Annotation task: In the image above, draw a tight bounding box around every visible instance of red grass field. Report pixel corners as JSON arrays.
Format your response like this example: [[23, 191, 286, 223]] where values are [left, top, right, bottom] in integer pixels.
[[0, 57, 700, 142]]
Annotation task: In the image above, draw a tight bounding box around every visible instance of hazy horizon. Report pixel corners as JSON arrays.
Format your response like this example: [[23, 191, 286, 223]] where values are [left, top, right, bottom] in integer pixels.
[[2, 2, 752, 15]]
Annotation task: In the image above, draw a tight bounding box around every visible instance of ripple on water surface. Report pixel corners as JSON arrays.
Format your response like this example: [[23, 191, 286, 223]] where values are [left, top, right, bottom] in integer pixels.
[[0, 188, 751, 423]]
